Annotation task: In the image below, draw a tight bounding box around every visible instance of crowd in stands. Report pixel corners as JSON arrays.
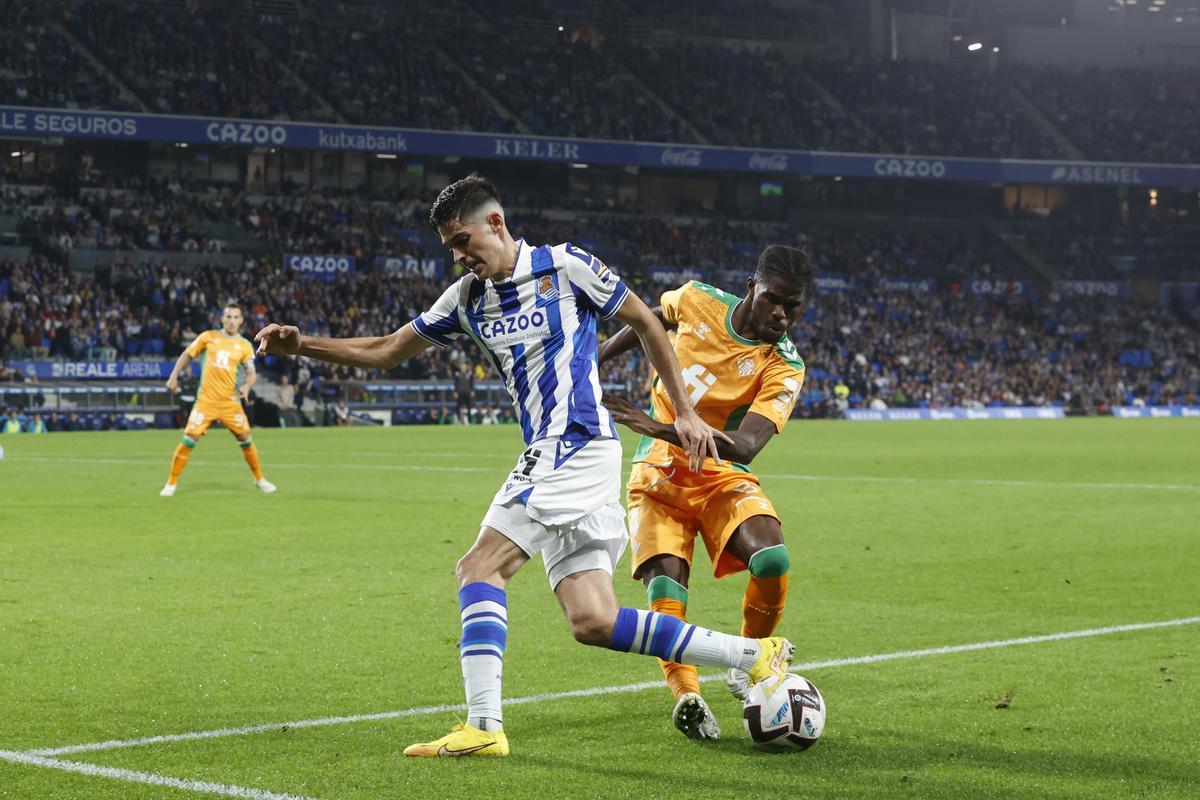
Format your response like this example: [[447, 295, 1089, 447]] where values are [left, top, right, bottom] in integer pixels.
[[1, 2, 1197, 163], [8, 178, 227, 257], [794, 286, 1199, 417], [0, 0, 129, 111], [269, 8, 513, 133], [64, 0, 333, 121], [804, 60, 1066, 160], [3, 200, 1198, 428], [1007, 206, 1200, 282], [621, 43, 868, 152], [1017, 64, 1200, 165]]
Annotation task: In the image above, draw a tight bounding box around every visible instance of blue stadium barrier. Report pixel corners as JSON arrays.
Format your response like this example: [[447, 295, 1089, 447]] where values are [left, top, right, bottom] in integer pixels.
[[845, 407, 1066, 421], [1112, 406, 1200, 418]]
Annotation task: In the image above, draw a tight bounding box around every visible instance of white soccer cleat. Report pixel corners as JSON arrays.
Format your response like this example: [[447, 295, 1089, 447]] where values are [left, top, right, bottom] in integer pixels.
[[726, 667, 750, 701], [159, 483, 177, 497], [672, 692, 720, 740], [255, 478, 277, 494]]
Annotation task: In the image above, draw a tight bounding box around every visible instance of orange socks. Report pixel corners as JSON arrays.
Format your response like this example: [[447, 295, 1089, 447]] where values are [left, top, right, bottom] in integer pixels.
[[741, 574, 789, 637], [167, 439, 194, 486], [240, 440, 264, 481], [742, 544, 790, 637], [646, 577, 700, 699]]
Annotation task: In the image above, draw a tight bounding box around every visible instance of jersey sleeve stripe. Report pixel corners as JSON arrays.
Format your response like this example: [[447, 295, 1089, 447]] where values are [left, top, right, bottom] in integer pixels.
[[599, 281, 630, 319], [411, 314, 459, 346]]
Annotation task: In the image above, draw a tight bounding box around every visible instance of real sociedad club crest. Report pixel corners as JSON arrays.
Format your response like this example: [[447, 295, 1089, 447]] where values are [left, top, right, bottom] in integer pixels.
[[536, 275, 559, 303]]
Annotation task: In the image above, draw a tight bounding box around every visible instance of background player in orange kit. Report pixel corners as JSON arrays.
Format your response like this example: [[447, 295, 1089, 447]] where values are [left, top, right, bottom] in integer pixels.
[[160, 302, 275, 497], [598, 245, 812, 740]]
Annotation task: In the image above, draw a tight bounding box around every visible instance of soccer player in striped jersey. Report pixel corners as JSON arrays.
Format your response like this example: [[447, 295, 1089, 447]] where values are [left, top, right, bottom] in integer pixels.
[[597, 246, 812, 740], [255, 174, 795, 757], [161, 302, 275, 496]]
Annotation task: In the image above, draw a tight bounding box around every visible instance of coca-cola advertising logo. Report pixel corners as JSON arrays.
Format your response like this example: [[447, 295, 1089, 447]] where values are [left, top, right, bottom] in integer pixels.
[[749, 153, 788, 171], [660, 148, 703, 167]]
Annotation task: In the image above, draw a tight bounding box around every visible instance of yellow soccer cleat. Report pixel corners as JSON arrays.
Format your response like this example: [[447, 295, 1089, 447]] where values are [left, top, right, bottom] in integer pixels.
[[746, 637, 796, 686], [403, 723, 510, 758]]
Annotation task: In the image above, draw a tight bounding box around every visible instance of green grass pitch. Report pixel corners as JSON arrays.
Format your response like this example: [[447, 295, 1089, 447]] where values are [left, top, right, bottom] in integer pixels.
[[1, 418, 1197, 799]]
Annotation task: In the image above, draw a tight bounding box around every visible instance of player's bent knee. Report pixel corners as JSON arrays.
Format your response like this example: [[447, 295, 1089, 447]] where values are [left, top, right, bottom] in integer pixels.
[[568, 611, 614, 646], [747, 544, 790, 578]]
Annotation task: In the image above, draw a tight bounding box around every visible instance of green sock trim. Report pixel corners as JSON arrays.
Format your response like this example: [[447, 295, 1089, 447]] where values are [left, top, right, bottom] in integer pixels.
[[239, 439, 253, 448], [181, 437, 196, 449], [646, 575, 689, 605], [747, 544, 790, 578]]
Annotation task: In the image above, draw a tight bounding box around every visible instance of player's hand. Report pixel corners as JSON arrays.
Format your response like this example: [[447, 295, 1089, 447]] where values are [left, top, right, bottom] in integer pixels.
[[255, 323, 302, 357], [673, 406, 732, 473], [165, 375, 179, 394], [239, 385, 251, 402], [602, 393, 655, 435]]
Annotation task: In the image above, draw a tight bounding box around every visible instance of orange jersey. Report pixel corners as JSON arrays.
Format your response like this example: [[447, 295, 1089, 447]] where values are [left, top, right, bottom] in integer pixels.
[[186, 330, 256, 404], [634, 281, 805, 472]]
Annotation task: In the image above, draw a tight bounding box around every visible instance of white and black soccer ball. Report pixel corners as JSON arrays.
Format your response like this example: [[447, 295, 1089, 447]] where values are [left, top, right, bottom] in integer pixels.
[[742, 673, 826, 752]]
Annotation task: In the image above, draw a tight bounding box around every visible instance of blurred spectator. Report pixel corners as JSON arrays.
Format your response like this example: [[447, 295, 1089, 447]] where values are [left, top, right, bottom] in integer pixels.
[[332, 397, 351, 427], [276, 373, 295, 410], [454, 360, 475, 425]]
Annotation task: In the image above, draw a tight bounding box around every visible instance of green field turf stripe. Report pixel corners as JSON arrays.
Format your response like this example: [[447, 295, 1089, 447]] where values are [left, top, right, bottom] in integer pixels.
[[0, 749, 317, 800], [13, 455, 1200, 491], [23, 615, 1199, 759]]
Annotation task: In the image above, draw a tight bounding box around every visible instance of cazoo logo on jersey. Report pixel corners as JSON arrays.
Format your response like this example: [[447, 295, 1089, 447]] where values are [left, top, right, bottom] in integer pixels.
[[479, 310, 550, 347], [873, 157, 947, 179]]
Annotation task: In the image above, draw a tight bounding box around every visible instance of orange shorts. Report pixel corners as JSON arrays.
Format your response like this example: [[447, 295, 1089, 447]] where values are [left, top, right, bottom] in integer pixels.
[[626, 462, 779, 580], [185, 399, 251, 439]]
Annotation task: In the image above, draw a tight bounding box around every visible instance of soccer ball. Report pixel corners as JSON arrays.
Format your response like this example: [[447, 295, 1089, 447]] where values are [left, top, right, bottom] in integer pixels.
[[742, 673, 826, 751]]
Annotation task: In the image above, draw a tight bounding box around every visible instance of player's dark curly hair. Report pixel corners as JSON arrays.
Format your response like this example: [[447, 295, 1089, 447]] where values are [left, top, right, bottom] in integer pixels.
[[755, 244, 814, 299], [428, 173, 503, 228]]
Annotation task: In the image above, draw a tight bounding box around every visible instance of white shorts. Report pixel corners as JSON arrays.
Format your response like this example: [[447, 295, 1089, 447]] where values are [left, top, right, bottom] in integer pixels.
[[483, 434, 628, 589]]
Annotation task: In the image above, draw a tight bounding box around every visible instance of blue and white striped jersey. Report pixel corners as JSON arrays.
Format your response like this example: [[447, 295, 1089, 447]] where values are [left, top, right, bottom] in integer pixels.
[[411, 239, 631, 446]]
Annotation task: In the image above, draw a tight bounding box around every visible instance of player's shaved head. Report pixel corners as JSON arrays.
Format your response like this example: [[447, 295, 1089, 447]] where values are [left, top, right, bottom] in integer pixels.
[[429, 173, 504, 228], [754, 245, 814, 299]]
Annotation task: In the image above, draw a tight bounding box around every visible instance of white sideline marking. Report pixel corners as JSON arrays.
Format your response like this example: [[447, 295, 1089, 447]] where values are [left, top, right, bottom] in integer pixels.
[[16, 456, 1200, 491], [24, 615, 1200, 759], [0, 750, 317, 800]]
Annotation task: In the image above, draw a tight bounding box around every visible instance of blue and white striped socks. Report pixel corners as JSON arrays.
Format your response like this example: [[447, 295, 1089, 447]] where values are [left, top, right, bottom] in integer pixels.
[[607, 607, 759, 672], [459, 582, 508, 731]]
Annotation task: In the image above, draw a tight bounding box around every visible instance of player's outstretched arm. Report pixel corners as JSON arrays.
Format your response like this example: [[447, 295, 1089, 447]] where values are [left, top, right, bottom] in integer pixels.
[[165, 350, 192, 394], [596, 306, 671, 365], [603, 393, 777, 465], [612, 293, 731, 471], [254, 322, 432, 370]]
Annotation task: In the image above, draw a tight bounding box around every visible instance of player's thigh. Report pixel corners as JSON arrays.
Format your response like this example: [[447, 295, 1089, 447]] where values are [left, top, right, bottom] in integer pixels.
[[183, 404, 217, 439], [725, 515, 785, 567], [627, 464, 698, 581], [697, 473, 782, 578], [218, 403, 251, 438]]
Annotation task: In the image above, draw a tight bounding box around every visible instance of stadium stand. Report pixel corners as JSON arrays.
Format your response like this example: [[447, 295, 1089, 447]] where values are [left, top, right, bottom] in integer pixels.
[[0, 2, 1192, 162]]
